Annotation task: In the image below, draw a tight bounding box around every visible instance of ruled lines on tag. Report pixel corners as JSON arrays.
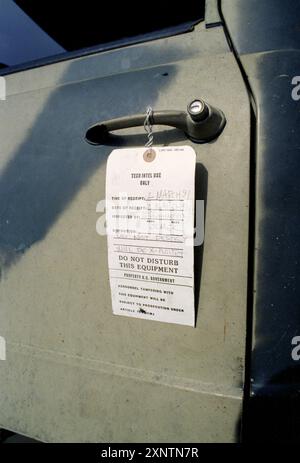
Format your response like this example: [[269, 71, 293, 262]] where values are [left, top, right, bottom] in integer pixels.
[[106, 146, 196, 326]]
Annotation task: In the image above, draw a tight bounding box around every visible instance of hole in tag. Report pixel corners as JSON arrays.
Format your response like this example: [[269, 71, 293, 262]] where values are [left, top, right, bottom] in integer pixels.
[[143, 148, 156, 162]]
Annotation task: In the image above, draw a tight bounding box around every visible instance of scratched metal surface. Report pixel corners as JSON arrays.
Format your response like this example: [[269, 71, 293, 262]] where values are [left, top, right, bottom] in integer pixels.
[[0, 20, 249, 442]]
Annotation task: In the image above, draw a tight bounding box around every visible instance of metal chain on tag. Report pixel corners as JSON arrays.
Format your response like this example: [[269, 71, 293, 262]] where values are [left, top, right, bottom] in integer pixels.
[[144, 106, 154, 147], [143, 106, 156, 162]]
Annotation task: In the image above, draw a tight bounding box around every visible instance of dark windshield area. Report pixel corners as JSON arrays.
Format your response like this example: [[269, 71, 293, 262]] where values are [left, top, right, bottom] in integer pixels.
[[0, 0, 64, 68], [0, 0, 205, 69], [15, 1, 205, 51]]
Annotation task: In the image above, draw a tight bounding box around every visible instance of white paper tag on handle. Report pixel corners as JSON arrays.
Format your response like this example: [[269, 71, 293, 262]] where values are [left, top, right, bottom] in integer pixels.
[[106, 146, 196, 327]]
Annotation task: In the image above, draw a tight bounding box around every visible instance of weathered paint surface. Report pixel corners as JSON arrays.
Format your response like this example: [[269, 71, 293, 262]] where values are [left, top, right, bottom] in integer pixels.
[[0, 21, 249, 442]]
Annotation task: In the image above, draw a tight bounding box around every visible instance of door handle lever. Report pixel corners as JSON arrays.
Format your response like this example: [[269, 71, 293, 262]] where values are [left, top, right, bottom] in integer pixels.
[[85, 99, 226, 145]]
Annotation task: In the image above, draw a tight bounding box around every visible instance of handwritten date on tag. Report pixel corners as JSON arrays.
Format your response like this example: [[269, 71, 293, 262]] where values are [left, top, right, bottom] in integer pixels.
[[106, 146, 196, 326]]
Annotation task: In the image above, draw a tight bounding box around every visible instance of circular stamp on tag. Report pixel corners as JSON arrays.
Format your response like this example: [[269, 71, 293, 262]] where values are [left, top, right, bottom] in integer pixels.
[[143, 148, 156, 162]]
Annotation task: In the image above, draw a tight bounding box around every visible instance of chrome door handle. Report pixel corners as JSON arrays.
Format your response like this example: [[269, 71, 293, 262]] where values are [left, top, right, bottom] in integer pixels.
[[85, 99, 226, 145]]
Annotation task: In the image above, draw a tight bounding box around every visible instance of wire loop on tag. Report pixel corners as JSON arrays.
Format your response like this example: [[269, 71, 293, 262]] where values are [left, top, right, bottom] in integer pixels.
[[144, 106, 154, 147]]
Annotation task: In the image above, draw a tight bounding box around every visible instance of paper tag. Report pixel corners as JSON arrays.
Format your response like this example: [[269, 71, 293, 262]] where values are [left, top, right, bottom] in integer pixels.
[[106, 146, 196, 326]]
